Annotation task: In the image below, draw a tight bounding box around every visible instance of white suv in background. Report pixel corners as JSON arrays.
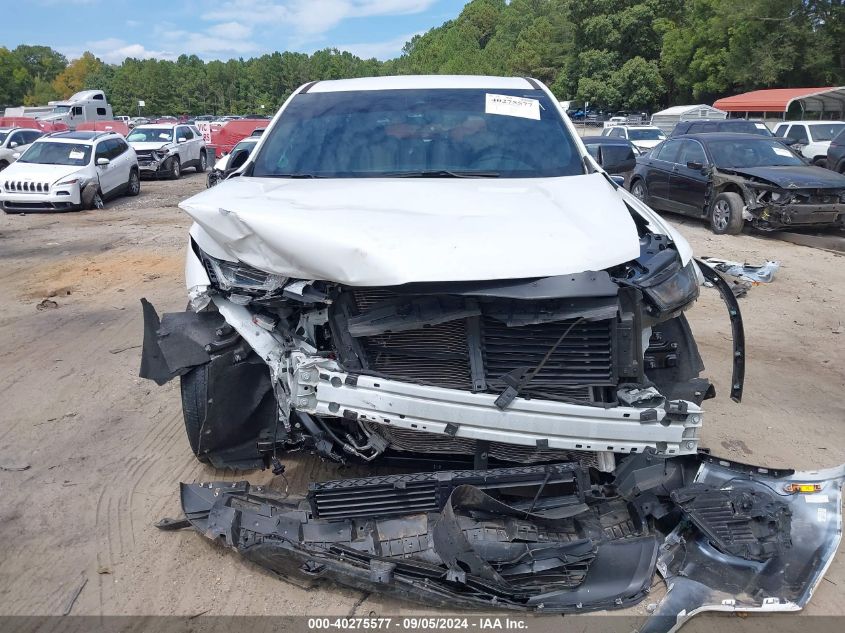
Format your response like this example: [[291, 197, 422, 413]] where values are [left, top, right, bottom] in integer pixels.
[[0, 131, 140, 213], [0, 128, 45, 170], [773, 120, 845, 166], [126, 124, 207, 179], [601, 125, 666, 151]]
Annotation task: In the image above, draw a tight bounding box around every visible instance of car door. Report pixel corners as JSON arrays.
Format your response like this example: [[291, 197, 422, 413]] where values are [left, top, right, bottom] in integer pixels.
[[668, 140, 710, 217], [109, 137, 133, 186], [175, 126, 195, 165], [644, 139, 682, 207], [94, 139, 123, 195]]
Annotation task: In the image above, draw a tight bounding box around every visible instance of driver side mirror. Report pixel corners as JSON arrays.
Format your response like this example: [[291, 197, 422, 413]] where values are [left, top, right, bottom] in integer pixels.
[[177, 137, 187, 143], [9, 141, 18, 148], [96, 157, 110, 166], [686, 160, 705, 171]]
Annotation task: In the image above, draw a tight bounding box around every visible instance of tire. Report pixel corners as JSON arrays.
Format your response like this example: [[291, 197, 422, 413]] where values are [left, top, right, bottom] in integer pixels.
[[812, 157, 828, 169], [87, 190, 104, 210], [0, 160, 8, 171], [630, 178, 647, 202], [127, 169, 140, 196], [180, 364, 211, 464], [169, 156, 181, 180], [197, 150, 207, 173], [709, 192, 745, 235]]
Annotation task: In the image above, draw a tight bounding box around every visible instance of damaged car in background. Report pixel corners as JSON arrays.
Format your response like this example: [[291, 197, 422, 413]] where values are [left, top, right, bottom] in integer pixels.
[[140, 76, 844, 630], [630, 133, 845, 234]]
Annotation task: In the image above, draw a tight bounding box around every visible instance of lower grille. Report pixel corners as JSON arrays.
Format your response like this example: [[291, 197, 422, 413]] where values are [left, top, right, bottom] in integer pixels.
[[307, 463, 584, 520]]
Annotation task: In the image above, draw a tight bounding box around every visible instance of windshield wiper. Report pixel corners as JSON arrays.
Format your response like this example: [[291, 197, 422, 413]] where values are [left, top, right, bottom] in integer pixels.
[[266, 173, 320, 178], [382, 170, 500, 178]]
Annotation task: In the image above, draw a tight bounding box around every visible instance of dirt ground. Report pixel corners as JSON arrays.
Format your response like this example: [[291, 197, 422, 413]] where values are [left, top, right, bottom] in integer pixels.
[[0, 171, 843, 630]]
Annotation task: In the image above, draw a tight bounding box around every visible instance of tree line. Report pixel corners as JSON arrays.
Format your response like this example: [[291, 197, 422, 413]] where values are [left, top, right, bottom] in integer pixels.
[[1, 0, 842, 116]]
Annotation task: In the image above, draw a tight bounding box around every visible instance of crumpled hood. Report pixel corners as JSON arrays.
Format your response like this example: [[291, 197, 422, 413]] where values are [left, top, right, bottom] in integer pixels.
[[180, 173, 643, 286], [0, 162, 85, 184], [725, 165, 845, 189]]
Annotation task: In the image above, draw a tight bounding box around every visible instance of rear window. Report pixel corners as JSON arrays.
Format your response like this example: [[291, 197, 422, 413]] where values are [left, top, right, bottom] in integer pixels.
[[253, 88, 584, 178]]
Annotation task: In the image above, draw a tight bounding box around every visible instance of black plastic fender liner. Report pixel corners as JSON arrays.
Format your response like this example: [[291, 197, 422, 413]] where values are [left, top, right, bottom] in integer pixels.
[[694, 258, 745, 402]]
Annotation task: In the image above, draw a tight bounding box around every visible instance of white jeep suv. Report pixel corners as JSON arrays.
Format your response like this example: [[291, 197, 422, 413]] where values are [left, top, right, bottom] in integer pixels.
[[0, 128, 45, 171], [0, 130, 139, 213], [126, 124, 207, 179]]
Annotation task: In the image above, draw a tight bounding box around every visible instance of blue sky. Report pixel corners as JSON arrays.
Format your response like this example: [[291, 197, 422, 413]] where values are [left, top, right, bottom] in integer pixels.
[[2, 0, 465, 63]]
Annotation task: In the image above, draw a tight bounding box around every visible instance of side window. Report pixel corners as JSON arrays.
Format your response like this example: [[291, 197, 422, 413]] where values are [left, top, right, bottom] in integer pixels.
[[181, 126, 194, 140], [110, 138, 127, 159], [73, 106, 83, 116], [95, 141, 111, 162], [8, 131, 26, 147], [190, 125, 202, 139], [93, 93, 104, 100], [655, 139, 683, 163], [584, 144, 600, 160], [24, 130, 42, 144], [96, 107, 107, 116], [773, 124, 788, 137], [610, 128, 623, 138], [788, 125, 809, 144], [679, 140, 707, 166]]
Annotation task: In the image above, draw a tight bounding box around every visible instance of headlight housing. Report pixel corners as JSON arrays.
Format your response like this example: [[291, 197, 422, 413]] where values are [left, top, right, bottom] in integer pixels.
[[202, 252, 287, 295], [623, 245, 700, 315]]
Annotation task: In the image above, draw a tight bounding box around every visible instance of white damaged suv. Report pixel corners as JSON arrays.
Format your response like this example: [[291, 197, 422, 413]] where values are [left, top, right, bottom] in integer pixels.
[[0, 130, 139, 213], [141, 75, 745, 472], [127, 123, 207, 179]]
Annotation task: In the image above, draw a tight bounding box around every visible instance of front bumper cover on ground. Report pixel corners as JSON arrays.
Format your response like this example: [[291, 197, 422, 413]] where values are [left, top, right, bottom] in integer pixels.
[[168, 454, 844, 631]]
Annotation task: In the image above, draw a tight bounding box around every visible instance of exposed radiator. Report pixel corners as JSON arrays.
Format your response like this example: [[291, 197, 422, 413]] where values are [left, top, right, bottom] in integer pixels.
[[350, 289, 614, 403]]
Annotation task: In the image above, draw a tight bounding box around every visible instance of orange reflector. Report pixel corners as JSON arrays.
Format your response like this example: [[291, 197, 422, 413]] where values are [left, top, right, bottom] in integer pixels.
[[784, 483, 821, 493]]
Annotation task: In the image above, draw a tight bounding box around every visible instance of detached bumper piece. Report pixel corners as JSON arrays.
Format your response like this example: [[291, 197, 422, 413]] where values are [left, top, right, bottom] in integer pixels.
[[173, 454, 845, 630]]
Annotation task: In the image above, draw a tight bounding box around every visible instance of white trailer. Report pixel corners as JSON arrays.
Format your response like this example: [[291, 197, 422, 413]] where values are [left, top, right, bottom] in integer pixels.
[[3, 90, 115, 130]]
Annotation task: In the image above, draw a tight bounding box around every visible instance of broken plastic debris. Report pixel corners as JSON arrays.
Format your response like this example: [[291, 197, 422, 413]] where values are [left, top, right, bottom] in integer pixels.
[[701, 257, 780, 284]]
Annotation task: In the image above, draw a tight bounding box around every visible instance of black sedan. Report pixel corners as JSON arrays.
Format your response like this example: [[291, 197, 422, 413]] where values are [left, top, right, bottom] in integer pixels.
[[629, 133, 845, 234]]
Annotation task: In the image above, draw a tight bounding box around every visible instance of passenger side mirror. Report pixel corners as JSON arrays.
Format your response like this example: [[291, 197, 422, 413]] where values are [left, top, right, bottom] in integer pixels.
[[610, 175, 626, 186], [227, 148, 250, 173], [9, 141, 18, 148], [686, 161, 704, 171], [96, 157, 110, 166], [177, 137, 187, 143]]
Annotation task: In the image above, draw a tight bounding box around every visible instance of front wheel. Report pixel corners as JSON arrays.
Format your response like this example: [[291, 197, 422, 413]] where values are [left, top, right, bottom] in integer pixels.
[[87, 190, 104, 210], [0, 160, 8, 171], [197, 151, 207, 173], [710, 192, 745, 235], [127, 169, 140, 196], [169, 156, 181, 180], [630, 179, 647, 202], [180, 364, 211, 463]]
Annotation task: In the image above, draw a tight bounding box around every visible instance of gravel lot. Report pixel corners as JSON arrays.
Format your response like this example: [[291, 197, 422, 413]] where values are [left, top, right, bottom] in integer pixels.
[[0, 172, 843, 629]]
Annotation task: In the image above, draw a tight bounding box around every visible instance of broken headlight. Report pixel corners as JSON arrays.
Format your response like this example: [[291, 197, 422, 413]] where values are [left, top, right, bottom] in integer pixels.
[[202, 253, 288, 295], [624, 247, 700, 315]]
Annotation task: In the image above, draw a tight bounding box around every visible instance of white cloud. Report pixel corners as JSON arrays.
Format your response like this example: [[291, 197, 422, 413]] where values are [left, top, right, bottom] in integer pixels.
[[336, 31, 420, 60], [83, 38, 176, 63], [205, 0, 437, 36], [206, 21, 253, 40]]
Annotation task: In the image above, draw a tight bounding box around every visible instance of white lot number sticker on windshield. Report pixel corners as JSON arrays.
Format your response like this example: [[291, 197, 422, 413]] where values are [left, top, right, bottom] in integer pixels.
[[68, 150, 85, 160], [485, 94, 541, 120], [755, 123, 767, 130], [773, 147, 793, 157]]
